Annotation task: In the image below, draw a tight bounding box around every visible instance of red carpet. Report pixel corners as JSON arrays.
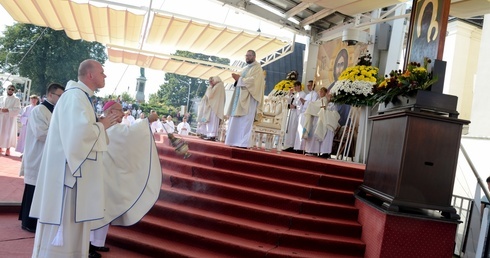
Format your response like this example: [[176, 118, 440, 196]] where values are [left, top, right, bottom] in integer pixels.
[[104, 134, 366, 257]]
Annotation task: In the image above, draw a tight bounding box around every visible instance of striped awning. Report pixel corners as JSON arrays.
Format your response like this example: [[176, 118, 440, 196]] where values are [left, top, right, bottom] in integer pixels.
[[107, 46, 236, 83], [145, 13, 290, 62], [0, 0, 291, 76], [0, 0, 145, 48]]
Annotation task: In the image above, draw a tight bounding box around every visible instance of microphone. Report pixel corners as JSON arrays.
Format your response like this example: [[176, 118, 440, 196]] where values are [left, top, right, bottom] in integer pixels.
[[288, 97, 294, 109]]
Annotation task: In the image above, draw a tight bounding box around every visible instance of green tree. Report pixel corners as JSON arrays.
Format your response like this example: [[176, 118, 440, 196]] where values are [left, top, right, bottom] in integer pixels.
[[0, 24, 107, 95], [120, 91, 135, 103], [155, 51, 229, 113]]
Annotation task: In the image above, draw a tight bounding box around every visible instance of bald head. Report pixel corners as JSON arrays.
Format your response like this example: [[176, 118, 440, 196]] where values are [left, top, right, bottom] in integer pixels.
[[78, 59, 106, 91]]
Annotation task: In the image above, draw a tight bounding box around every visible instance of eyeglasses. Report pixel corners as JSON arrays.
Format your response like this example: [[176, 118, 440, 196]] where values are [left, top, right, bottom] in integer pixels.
[[7, 88, 15, 91], [52, 93, 62, 97]]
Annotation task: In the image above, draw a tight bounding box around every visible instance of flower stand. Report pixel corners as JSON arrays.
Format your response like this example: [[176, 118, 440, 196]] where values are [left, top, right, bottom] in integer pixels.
[[353, 105, 371, 164], [335, 105, 372, 164], [335, 106, 359, 161], [358, 110, 469, 219]]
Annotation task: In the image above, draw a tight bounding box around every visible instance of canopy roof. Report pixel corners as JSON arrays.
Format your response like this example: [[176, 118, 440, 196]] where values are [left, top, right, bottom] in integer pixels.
[[214, 0, 489, 34], [0, 0, 293, 80], [1, 0, 488, 80], [107, 46, 236, 83]]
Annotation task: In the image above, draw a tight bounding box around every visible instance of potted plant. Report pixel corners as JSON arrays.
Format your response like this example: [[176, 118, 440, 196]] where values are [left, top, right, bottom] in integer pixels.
[[374, 58, 458, 116]]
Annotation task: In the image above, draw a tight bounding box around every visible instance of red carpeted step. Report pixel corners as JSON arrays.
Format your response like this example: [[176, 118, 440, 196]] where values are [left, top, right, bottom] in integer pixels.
[[109, 203, 364, 257], [157, 134, 233, 158], [108, 214, 276, 257], [160, 149, 363, 198], [160, 143, 362, 205], [164, 172, 356, 207], [197, 154, 363, 190], [158, 137, 364, 180], [155, 187, 362, 238], [106, 135, 366, 257]]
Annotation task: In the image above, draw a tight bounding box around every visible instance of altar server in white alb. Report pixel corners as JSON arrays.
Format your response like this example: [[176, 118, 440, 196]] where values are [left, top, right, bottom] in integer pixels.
[[30, 59, 121, 258], [0, 82, 21, 156], [314, 88, 340, 158], [89, 100, 162, 256], [294, 80, 318, 153], [150, 111, 164, 133], [225, 50, 265, 148], [283, 81, 305, 151], [197, 76, 225, 140], [16, 95, 39, 154], [177, 116, 191, 136], [303, 87, 340, 157], [163, 115, 175, 133], [19, 83, 65, 234]]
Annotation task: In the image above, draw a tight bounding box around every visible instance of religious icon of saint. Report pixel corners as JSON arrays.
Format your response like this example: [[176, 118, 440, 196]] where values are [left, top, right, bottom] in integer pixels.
[[333, 49, 349, 82]]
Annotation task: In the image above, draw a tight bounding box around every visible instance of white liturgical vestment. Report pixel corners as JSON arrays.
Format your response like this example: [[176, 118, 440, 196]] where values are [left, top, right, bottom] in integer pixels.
[[0, 94, 21, 148]]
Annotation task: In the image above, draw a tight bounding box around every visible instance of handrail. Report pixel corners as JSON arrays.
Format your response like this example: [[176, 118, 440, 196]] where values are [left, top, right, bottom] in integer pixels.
[[460, 143, 490, 202]]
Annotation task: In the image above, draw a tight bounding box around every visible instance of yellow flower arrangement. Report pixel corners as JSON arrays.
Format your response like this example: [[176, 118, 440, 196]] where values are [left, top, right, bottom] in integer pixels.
[[269, 70, 303, 97], [330, 53, 378, 106], [338, 65, 378, 83]]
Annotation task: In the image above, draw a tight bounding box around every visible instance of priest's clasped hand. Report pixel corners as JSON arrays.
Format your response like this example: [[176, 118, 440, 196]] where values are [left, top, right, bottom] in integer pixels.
[[100, 114, 120, 129], [231, 73, 240, 81]]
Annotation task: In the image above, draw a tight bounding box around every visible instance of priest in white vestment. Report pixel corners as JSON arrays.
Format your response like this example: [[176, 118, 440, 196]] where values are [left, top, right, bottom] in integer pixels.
[[197, 76, 225, 140], [177, 117, 191, 136], [0, 82, 21, 156], [150, 110, 165, 133], [304, 87, 340, 157], [30, 60, 122, 258], [225, 50, 265, 148], [19, 83, 65, 233], [16, 95, 39, 153], [135, 112, 146, 123], [283, 81, 305, 150], [121, 111, 131, 126], [163, 115, 175, 133], [90, 100, 162, 254], [121, 110, 135, 126], [294, 80, 318, 152]]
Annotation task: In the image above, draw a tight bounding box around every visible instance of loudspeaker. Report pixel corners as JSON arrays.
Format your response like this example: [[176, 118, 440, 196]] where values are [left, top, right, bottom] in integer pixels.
[[431, 59, 446, 94]]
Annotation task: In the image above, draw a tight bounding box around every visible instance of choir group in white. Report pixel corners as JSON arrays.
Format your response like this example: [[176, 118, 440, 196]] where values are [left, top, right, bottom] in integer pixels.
[[198, 50, 340, 157], [0, 50, 341, 258]]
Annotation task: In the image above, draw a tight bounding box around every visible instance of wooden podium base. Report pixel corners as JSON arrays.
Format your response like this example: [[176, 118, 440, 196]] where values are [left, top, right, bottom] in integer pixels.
[[362, 110, 469, 219]]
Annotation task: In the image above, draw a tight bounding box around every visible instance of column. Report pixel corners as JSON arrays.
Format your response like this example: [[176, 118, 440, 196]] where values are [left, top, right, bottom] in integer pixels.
[[470, 14, 490, 137]]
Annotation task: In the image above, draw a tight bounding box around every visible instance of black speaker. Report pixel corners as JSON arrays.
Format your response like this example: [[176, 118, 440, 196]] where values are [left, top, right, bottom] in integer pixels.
[[431, 59, 446, 94]]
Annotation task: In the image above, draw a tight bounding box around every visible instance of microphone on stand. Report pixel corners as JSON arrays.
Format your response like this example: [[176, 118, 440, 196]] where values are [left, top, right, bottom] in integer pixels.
[[286, 95, 295, 133], [288, 95, 295, 109]]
